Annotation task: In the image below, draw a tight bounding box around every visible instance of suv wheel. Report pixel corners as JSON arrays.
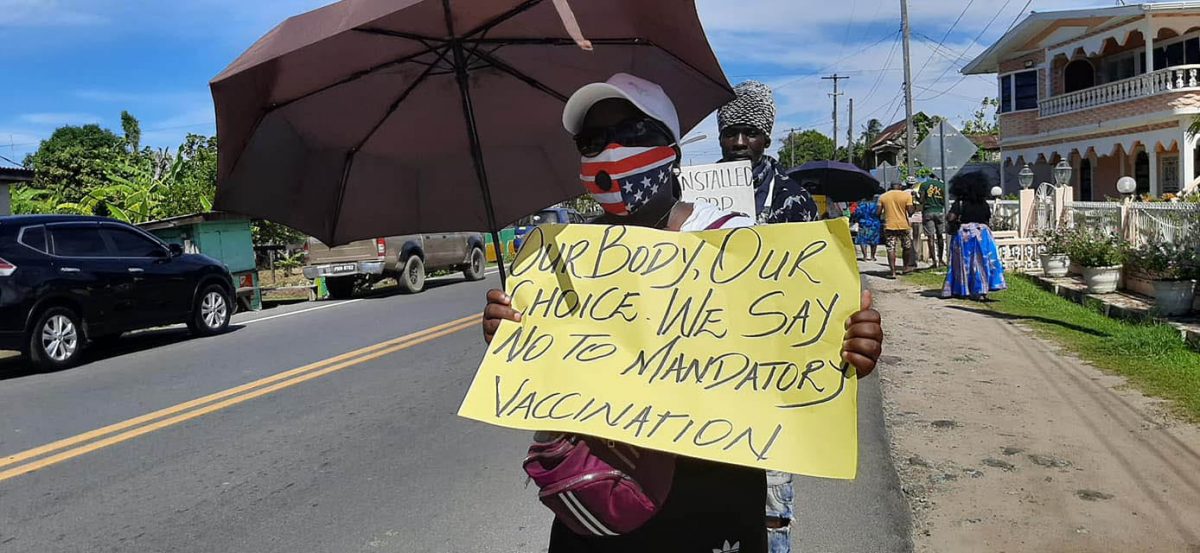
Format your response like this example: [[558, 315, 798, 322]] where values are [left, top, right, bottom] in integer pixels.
[[463, 246, 486, 281], [399, 255, 426, 294], [188, 284, 231, 336], [325, 276, 356, 300], [29, 307, 84, 370]]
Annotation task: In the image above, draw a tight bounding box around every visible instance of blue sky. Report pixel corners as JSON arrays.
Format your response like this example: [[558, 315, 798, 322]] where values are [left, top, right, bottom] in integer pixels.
[[0, 0, 1094, 166]]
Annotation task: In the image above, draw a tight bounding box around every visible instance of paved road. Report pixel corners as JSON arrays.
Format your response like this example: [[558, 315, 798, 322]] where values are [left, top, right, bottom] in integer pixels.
[[0, 272, 910, 552]]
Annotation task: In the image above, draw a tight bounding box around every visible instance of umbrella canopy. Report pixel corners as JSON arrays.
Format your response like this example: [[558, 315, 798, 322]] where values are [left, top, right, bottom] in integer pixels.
[[211, 0, 732, 251], [786, 160, 882, 202]]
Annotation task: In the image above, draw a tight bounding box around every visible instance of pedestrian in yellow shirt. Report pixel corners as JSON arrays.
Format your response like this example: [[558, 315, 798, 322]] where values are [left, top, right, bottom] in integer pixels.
[[879, 182, 916, 277]]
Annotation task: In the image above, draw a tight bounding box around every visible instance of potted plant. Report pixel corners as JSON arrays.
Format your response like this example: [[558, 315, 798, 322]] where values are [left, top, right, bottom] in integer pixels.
[[1066, 230, 1127, 294], [1037, 226, 1072, 278], [1126, 237, 1199, 316]]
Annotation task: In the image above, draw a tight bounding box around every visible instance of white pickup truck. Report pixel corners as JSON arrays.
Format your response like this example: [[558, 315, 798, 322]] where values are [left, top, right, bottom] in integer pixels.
[[303, 232, 486, 299]]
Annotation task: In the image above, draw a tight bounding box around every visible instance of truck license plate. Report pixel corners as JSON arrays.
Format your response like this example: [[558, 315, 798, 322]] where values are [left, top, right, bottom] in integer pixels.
[[330, 264, 356, 274]]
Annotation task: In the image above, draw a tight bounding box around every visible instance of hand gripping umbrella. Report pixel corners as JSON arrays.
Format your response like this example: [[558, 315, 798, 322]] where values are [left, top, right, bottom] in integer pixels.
[[211, 0, 733, 284]]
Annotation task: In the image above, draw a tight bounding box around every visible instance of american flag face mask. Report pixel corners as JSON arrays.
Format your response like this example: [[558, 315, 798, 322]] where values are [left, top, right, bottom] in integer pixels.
[[581, 145, 678, 216]]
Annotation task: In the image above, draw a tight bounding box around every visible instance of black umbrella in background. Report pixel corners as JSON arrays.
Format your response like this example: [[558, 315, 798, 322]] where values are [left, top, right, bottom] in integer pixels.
[[787, 160, 883, 202]]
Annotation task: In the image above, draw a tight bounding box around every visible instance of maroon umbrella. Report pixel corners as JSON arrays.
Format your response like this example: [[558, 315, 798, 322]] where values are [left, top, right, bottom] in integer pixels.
[[211, 0, 732, 282]]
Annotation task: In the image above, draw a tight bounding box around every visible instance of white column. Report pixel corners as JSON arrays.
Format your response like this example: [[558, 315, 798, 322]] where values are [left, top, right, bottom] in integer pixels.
[[1182, 120, 1197, 193], [1145, 14, 1155, 75], [1149, 146, 1160, 197], [1045, 48, 1053, 99]]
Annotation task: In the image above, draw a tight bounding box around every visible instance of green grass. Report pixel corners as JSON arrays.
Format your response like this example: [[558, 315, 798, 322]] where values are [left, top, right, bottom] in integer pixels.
[[902, 270, 1200, 420]]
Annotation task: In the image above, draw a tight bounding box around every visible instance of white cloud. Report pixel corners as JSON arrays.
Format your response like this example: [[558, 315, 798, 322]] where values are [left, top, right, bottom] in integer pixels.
[[0, 0, 106, 27], [679, 0, 1108, 163], [19, 112, 101, 126]]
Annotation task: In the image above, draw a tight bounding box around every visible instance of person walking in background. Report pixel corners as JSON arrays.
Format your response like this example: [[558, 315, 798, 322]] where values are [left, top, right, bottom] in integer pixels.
[[942, 172, 1007, 300], [717, 81, 819, 225], [852, 195, 882, 261], [904, 177, 923, 268], [917, 177, 947, 267], [879, 181, 915, 278]]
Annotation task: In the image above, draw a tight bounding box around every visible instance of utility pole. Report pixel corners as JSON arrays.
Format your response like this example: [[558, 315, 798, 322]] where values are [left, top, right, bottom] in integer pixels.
[[788, 127, 796, 168], [847, 98, 855, 165], [901, 0, 916, 168], [822, 74, 848, 160]]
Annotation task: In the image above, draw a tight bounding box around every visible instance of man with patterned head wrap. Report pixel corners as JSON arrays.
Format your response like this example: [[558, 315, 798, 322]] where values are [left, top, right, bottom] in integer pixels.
[[717, 80, 813, 553], [718, 81, 819, 226]]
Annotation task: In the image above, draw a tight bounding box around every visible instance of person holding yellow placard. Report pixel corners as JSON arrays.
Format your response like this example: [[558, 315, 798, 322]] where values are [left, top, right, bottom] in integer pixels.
[[715, 79, 820, 553], [480, 74, 884, 553]]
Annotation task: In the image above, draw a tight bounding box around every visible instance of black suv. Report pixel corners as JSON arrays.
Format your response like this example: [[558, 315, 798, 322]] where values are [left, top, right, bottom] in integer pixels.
[[0, 215, 235, 370]]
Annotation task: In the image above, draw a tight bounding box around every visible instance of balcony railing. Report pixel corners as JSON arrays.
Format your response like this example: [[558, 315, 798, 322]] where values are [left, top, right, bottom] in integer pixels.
[[1039, 65, 1200, 117]]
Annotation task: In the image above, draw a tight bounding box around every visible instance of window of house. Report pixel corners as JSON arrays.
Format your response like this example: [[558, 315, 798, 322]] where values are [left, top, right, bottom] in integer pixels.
[[1079, 159, 1093, 201], [1152, 35, 1200, 70], [1014, 72, 1038, 110], [998, 70, 1038, 113], [1135, 151, 1151, 195], [1161, 155, 1181, 194], [1000, 74, 1012, 112], [1101, 53, 1142, 83]]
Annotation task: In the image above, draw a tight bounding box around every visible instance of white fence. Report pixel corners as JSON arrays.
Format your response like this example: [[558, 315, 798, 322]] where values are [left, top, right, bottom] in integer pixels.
[[1039, 64, 1200, 117], [1067, 201, 1200, 245], [1070, 201, 1124, 236], [1127, 202, 1200, 245], [991, 200, 1019, 232]]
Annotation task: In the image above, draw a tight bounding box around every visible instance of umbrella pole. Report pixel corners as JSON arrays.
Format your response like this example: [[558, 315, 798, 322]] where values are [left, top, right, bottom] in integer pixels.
[[445, 1, 508, 289]]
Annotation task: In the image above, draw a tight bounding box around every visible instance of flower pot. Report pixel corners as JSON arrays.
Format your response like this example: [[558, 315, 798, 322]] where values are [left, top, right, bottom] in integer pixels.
[[1040, 253, 1070, 278], [1152, 280, 1196, 317], [1081, 266, 1122, 294]]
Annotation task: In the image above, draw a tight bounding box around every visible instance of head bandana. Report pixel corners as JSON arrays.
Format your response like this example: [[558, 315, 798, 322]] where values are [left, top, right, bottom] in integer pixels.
[[717, 81, 777, 137], [581, 145, 678, 216]]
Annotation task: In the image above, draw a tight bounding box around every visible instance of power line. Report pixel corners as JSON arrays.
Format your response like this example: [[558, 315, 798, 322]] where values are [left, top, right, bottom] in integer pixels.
[[913, 0, 977, 81], [914, 81, 977, 101], [1006, 0, 1034, 32], [768, 29, 902, 92], [923, 0, 1015, 96], [863, 31, 903, 105]]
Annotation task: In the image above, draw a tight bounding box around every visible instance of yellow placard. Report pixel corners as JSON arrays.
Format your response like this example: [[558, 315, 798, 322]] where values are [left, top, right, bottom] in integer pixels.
[[457, 219, 860, 479]]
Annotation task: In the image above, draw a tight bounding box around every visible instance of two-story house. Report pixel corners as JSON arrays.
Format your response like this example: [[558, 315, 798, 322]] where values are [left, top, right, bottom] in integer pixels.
[[964, 2, 1200, 199]]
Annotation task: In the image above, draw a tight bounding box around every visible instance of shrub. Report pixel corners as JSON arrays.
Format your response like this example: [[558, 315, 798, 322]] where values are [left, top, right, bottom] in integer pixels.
[[1127, 236, 1200, 281], [1037, 225, 1073, 256], [1066, 229, 1128, 268]]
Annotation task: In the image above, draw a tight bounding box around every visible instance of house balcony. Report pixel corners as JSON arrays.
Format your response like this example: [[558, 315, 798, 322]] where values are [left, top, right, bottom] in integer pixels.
[[1040, 64, 1200, 117]]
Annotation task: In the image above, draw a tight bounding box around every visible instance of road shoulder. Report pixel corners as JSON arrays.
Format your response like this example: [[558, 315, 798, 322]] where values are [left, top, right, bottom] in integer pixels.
[[870, 266, 1200, 552]]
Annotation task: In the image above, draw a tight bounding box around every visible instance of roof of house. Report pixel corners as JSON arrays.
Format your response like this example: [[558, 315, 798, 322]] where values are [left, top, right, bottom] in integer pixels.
[[962, 2, 1200, 75], [868, 119, 910, 151], [0, 166, 34, 184], [966, 134, 1000, 151], [138, 211, 248, 231]]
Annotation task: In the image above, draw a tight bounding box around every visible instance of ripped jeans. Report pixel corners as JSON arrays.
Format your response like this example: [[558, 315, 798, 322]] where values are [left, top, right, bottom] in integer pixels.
[[766, 470, 794, 553]]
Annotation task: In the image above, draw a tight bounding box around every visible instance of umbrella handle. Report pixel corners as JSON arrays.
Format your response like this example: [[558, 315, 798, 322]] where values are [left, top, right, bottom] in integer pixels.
[[552, 0, 592, 51]]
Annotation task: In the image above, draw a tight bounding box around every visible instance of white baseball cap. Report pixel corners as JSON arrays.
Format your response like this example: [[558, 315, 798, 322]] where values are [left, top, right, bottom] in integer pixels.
[[562, 73, 682, 144]]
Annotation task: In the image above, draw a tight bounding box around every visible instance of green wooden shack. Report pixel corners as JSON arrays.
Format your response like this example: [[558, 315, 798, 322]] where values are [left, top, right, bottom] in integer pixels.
[[140, 212, 262, 311]]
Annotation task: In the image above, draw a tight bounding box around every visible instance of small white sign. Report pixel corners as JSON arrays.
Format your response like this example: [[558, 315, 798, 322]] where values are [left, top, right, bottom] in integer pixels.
[[677, 160, 755, 216]]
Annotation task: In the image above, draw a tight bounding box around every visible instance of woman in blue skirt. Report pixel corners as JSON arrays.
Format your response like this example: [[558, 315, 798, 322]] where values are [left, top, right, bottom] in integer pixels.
[[851, 195, 883, 261], [943, 172, 1006, 300]]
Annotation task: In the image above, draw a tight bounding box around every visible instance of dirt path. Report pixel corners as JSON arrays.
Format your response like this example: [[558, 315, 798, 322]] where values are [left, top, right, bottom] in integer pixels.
[[866, 263, 1200, 553]]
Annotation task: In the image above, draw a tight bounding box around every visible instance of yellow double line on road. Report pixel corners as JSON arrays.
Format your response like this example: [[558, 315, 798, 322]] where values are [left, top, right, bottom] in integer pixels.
[[0, 314, 478, 483]]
